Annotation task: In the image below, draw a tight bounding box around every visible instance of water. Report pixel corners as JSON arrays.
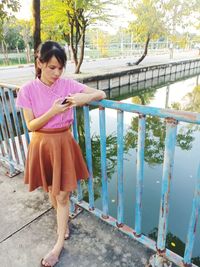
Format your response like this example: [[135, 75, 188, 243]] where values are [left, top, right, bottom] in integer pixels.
[[83, 75, 200, 265]]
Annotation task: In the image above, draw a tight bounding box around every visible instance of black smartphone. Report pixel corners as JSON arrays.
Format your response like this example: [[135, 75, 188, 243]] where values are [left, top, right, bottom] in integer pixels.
[[61, 98, 69, 105]]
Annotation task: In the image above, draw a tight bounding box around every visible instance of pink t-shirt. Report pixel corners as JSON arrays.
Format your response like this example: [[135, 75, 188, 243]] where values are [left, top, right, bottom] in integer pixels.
[[16, 77, 87, 129]]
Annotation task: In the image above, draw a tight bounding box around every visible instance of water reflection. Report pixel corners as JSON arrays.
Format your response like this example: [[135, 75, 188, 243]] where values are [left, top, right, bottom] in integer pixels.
[[171, 84, 200, 113], [124, 116, 195, 165]]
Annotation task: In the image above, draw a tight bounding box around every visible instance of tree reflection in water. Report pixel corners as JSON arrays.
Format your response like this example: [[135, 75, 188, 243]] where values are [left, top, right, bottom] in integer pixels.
[[75, 107, 129, 202]]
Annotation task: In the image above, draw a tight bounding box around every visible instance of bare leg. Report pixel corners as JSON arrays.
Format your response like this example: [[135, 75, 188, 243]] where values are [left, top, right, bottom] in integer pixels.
[[42, 191, 70, 266], [49, 189, 57, 210], [49, 189, 70, 239]]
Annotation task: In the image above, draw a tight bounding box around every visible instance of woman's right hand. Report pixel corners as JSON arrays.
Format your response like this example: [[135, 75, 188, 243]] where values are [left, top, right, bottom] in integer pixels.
[[50, 98, 70, 115]]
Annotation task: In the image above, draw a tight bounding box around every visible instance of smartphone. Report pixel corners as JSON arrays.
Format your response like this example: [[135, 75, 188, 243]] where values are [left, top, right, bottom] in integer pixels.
[[61, 98, 69, 105]]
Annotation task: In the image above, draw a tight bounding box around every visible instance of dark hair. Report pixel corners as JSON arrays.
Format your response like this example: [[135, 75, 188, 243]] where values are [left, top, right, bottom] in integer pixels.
[[35, 41, 67, 78]]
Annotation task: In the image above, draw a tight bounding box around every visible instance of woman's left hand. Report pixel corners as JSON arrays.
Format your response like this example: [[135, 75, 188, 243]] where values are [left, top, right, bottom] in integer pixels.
[[65, 93, 92, 107]]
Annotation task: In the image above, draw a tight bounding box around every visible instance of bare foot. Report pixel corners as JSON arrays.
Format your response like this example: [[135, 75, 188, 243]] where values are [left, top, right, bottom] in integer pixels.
[[41, 251, 59, 267]]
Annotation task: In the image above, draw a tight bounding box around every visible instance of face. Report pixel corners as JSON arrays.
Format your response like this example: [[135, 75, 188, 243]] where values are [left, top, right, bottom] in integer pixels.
[[38, 56, 64, 86]]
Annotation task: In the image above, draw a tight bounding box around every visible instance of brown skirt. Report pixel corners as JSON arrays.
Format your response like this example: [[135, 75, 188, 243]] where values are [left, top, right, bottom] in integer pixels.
[[24, 127, 89, 196]]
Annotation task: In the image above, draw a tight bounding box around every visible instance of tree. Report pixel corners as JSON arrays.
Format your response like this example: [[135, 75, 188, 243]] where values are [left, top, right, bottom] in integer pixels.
[[41, 0, 117, 73], [60, 0, 117, 74], [32, 0, 41, 61], [161, 0, 199, 59], [0, 0, 20, 64], [128, 0, 166, 65], [18, 19, 33, 63]]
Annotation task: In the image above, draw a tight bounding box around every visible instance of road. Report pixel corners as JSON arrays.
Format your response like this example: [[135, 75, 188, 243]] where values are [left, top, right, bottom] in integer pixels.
[[0, 50, 198, 86]]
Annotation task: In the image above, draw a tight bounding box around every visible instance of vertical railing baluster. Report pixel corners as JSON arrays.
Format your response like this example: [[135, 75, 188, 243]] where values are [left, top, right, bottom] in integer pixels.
[[117, 109, 124, 226], [72, 108, 83, 202], [19, 108, 30, 147], [134, 114, 146, 236], [8, 88, 26, 164], [0, 127, 6, 158], [0, 87, 20, 165], [72, 108, 79, 143], [99, 106, 108, 218], [183, 163, 200, 265], [0, 90, 15, 176], [157, 118, 178, 252], [83, 105, 94, 209]]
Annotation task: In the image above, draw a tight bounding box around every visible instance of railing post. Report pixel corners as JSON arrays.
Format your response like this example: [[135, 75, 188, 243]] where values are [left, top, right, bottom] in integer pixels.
[[183, 163, 200, 266], [99, 106, 109, 218], [157, 118, 178, 252], [72, 108, 83, 202], [134, 114, 146, 236], [117, 109, 124, 226], [83, 105, 95, 210]]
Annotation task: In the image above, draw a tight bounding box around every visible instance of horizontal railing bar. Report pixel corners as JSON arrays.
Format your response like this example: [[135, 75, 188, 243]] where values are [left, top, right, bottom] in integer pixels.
[[0, 155, 24, 171], [90, 99, 200, 125], [0, 84, 19, 90]]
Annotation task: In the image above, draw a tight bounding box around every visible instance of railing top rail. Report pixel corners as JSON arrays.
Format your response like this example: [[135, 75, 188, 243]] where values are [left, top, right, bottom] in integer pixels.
[[0, 83, 20, 90], [91, 99, 200, 125]]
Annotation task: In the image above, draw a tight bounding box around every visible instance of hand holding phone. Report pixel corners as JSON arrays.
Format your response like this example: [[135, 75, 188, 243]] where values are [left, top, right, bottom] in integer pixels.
[[61, 98, 69, 105]]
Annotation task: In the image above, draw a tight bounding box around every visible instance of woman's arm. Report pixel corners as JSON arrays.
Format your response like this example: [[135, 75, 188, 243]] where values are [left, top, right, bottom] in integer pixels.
[[23, 98, 69, 131], [66, 86, 106, 107]]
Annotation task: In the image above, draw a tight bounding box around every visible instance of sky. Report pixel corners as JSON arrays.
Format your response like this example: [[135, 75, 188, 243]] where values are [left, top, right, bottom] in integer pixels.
[[16, 0, 32, 20]]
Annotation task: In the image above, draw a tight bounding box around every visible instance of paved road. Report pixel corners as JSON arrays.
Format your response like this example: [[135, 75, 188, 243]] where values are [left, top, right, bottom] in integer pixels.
[[0, 50, 198, 86]]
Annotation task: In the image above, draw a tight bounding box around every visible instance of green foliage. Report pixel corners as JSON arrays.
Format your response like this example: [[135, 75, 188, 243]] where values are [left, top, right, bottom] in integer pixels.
[[41, 0, 69, 42], [0, 0, 20, 40], [161, 0, 199, 43], [0, 0, 20, 21], [128, 0, 166, 42], [2, 18, 25, 50]]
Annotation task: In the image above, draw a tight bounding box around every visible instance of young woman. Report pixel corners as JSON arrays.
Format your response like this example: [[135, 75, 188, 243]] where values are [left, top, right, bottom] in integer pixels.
[[16, 41, 106, 267]]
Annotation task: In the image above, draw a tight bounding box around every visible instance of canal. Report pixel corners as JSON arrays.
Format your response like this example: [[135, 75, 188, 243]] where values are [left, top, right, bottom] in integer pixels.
[[77, 74, 200, 265]]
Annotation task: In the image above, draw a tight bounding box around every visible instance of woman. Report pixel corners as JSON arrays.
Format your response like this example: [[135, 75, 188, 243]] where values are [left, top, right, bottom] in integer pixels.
[[16, 40, 106, 267]]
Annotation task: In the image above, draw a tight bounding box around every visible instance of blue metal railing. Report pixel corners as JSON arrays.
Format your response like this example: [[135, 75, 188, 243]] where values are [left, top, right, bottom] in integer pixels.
[[0, 83, 200, 267], [72, 100, 200, 267]]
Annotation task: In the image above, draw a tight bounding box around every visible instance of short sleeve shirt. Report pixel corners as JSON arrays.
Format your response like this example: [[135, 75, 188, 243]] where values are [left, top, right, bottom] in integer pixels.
[[16, 77, 87, 129]]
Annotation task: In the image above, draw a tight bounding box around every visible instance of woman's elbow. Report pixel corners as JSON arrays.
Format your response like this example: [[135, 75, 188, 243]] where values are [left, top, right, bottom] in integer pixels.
[[26, 122, 36, 132], [99, 90, 106, 100]]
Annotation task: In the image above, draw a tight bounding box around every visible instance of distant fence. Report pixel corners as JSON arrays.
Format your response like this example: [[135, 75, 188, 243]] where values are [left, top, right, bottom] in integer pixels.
[[0, 41, 198, 65], [0, 80, 200, 266]]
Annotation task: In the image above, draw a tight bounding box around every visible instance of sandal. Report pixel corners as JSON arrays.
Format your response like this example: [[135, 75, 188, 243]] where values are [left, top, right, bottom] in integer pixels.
[[40, 252, 59, 267]]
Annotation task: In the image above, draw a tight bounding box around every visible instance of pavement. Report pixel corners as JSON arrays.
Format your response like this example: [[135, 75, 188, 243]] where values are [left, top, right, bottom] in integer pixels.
[[0, 164, 154, 267]]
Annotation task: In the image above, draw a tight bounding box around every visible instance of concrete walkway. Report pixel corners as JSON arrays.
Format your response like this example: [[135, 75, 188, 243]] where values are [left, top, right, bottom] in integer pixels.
[[0, 164, 156, 267]]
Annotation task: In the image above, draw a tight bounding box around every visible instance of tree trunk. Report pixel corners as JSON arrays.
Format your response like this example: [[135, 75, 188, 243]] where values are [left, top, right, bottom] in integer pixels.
[[135, 35, 151, 65], [75, 30, 85, 74], [26, 43, 31, 63], [70, 25, 78, 66], [16, 44, 21, 64], [32, 0, 41, 66], [1, 40, 9, 65]]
